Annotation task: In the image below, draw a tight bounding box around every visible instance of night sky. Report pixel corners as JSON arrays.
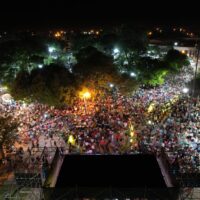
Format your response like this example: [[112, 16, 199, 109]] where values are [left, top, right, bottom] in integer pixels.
[[0, 0, 200, 30]]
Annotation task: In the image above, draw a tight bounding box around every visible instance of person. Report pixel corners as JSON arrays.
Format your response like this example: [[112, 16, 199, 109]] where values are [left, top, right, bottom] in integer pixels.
[[27, 147, 31, 156]]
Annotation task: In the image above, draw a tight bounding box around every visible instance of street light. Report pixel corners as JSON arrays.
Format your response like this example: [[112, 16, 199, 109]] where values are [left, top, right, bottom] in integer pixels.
[[113, 48, 119, 54], [181, 50, 186, 54], [174, 42, 178, 46], [80, 91, 91, 114], [52, 55, 58, 59], [192, 43, 200, 97], [48, 46, 55, 53], [83, 92, 91, 99], [38, 64, 43, 69], [182, 87, 189, 94], [109, 83, 114, 88], [130, 72, 136, 77]]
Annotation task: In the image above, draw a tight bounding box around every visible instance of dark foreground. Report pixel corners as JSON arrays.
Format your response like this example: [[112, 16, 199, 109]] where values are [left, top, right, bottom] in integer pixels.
[[46, 154, 181, 199], [56, 154, 166, 188]]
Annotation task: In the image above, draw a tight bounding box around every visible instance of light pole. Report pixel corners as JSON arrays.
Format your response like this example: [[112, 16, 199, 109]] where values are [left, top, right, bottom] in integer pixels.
[[82, 91, 91, 114], [192, 43, 200, 97], [83, 96, 87, 114]]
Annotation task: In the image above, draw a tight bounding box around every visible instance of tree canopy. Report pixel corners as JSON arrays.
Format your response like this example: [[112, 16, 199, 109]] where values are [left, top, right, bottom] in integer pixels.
[[71, 33, 98, 52], [0, 35, 71, 85], [73, 46, 139, 95], [137, 57, 169, 86], [164, 49, 190, 72], [10, 64, 78, 106], [0, 37, 47, 84]]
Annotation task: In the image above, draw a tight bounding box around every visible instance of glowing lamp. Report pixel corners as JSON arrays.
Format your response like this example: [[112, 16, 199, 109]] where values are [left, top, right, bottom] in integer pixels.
[[109, 83, 114, 88], [174, 42, 178, 46], [182, 88, 189, 93], [48, 46, 55, 53], [113, 48, 119, 54], [38, 64, 43, 69], [181, 50, 185, 54], [83, 92, 91, 99], [130, 72, 136, 77]]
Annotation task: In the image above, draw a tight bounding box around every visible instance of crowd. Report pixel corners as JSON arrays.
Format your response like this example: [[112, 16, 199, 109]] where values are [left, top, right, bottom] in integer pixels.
[[0, 66, 200, 175], [158, 96, 200, 173]]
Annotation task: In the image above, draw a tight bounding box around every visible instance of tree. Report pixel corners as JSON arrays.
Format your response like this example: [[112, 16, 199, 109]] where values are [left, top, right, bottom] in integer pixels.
[[0, 37, 47, 84], [137, 57, 169, 86], [99, 25, 148, 74], [119, 25, 147, 54], [0, 115, 18, 161], [116, 73, 139, 95], [71, 33, 97, 52], [164, 49, 190, 72], [73, 46, 138, 95], [0, 35, 71, 85], [98, 32, 119, 54], [74, 46, 117, 76], [73, 47, 118, 91], [117, 25, 148, 69], [146, 69, 168, 86], [10, 64, 78, 106]]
